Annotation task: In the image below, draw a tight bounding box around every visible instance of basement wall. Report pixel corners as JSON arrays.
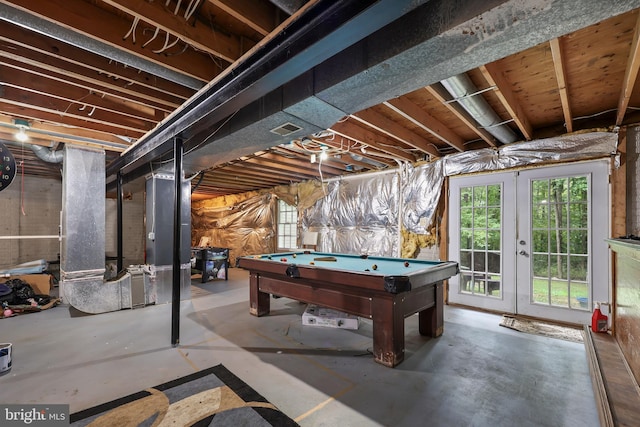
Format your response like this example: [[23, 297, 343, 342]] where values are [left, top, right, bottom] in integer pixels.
[[0, 175, 145, 271], [191, 191, 276, 266], [105, 191, 145, 266], [0, 175, 61, 268]]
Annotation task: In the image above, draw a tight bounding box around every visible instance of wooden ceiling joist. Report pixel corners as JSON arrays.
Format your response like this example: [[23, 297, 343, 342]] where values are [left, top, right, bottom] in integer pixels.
[[0, 101, 146, 139], [351, 109, 441, 158], [384, 97, 466, 152], [616, 11, 640, 126], [0, 50, 180, 113], [480, 62, 533, 141], [101, 0, 242, 63], [2, 0, 217, 82], [209, 0, 279, 37], [0, 64, 161, 123], [0, 22, 194, 101], [549, 37, 574, 133], [424, 84, 497, 148], [207, 166, 287, 184], [329, 121, 418, 163]]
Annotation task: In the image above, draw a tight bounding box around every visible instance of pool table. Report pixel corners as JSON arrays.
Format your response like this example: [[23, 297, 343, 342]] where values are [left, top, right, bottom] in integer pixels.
[[236, 251, 459, 367]]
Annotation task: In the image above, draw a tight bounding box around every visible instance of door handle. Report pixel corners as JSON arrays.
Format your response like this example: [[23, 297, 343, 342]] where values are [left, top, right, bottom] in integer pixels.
[[518, 250, 528, 257]]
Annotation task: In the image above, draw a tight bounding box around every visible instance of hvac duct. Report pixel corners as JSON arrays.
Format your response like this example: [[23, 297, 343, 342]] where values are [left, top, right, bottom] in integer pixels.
[[0, 3, 203, 90], [349, 153, 387, 169], [31, 145, 63, 163], [440, 74, 518, 144]]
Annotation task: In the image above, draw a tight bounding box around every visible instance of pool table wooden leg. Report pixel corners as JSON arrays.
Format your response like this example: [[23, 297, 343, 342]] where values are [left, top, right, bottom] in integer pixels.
[[419, 281, 444, 337], [249, 273, 270, 316], [371, 296, 405, 367]]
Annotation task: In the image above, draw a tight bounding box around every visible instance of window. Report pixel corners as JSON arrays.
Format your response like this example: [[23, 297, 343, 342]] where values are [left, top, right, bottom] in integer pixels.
[[277, 199, 298, 250]]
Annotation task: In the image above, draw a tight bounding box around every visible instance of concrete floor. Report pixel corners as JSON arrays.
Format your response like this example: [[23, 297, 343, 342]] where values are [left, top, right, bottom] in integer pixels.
[[0, 268, 599, 426]]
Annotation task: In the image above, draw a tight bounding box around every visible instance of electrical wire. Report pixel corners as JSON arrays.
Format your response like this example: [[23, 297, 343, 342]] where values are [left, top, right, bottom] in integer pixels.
[[143, 27, 160, 48], [184, 0, 201, 19], [123, 17, 140, 43]]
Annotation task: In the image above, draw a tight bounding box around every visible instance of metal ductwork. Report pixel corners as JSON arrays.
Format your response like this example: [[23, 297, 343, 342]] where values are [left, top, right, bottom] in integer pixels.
[[31, 145, 63, 163], [0, 3, 203, 90], [349, 153, 387, 169], [440, 73, 518, 144]]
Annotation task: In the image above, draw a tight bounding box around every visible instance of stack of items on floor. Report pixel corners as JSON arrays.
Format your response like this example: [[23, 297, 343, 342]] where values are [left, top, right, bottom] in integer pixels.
[[1, 262, 59, 318], [302, 304, 359, 330]]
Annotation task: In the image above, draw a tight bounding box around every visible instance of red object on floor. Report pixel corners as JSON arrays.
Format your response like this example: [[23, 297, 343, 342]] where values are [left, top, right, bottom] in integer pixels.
[[591, 302, 608, 333]]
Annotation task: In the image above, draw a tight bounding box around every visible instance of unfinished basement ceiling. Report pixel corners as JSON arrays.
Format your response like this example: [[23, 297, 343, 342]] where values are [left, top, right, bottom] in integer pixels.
[[1, 0, 639, 200]]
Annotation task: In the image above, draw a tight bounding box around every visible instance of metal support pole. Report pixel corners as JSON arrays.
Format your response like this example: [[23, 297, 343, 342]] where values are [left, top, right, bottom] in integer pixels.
[[116, 171, 124, 273], [171, 137, 183, 346]]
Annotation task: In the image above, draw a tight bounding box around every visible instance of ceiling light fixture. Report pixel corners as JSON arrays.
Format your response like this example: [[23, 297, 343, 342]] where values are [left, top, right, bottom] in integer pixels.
[[13, 119, 30, 142], [319, 145, 328, 161]]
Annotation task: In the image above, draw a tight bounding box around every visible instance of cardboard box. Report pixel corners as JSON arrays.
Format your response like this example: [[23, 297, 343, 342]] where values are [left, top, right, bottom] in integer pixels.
[[302, 304, 359, 330], [4, 274, 53, 295]]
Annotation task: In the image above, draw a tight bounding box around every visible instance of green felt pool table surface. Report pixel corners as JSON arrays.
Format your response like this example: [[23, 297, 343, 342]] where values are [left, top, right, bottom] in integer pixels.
[[248, 251, 445, 276]]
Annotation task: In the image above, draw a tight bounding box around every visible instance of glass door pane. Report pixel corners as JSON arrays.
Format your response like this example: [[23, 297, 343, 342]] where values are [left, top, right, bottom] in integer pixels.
[[516, 160, 609, 324], [530, 176, 589, 309], [459, 184, 502, 297], [449, 172, 516, 313]]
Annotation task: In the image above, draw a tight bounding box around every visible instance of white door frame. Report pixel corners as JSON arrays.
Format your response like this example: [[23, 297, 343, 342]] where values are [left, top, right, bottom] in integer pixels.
[[448, 159, 610, 324]]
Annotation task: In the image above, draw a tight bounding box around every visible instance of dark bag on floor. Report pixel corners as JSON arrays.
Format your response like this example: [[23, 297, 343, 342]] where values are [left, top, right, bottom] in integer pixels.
[[5, 279, 35, 304], [0, 283, 13, 304]]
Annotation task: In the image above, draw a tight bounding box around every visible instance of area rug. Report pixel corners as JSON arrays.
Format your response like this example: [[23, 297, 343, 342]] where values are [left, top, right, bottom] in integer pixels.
[[70, 364, 299, 426], [499, 315, 584, 343]]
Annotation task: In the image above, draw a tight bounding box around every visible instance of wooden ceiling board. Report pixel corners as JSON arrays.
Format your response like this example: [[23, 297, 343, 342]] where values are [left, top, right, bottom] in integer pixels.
[[486, 43, 563, 131], [4, 0, 218, 82], [0, 22, 194, 104], [562, 13, 637, 120], [201, 1, 273, 44]]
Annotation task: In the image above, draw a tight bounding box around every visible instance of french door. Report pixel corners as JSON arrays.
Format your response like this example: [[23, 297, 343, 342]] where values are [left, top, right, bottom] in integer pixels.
[[448, 160, 609, 324]]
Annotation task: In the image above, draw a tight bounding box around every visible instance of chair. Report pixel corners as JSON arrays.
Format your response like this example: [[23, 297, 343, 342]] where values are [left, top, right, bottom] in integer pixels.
[[302, 231, 318, 251]]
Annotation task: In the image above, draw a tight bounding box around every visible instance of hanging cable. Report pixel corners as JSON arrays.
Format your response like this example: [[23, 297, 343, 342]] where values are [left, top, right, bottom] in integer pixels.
[[191, 171, 205, 192], [184, 0, 201, 19], [143, 27, 160, 48], [153, 32, 180, 54], [123, 17, 140, 43], [173, 0, 182, 15]]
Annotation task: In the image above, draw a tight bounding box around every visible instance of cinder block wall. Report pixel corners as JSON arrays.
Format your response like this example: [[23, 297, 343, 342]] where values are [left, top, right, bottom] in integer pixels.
[[105, 192, 145, 266], [0, 175, 62, 267], [1, 175, 146, 269]]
